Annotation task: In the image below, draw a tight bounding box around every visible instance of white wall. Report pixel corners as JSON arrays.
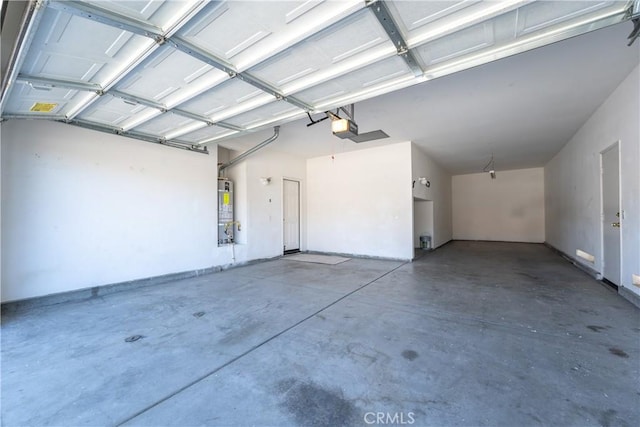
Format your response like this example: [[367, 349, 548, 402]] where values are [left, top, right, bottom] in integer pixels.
[[225, 146, 307, 261], [1, 120, 309, 302], [452, 168, 545, 243], [307, 142, 414, 260], [1, 120, 225, 302], [545, 65, 640, 296], [411, 144, 452, 249]]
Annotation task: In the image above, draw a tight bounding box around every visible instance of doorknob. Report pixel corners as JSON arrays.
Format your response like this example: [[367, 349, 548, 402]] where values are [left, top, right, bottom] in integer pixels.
[[611, 222, 620, 228]]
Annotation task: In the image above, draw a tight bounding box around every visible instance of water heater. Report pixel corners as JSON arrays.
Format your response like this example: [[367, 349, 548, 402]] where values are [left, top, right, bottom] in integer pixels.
[[218, 179, 234, 244]]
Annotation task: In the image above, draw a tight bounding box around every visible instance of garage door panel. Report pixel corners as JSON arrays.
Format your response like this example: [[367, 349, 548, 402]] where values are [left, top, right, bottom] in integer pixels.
[[415, 19, 497, 67], [79, 96, 154, 127], [415, 1, 623, 72], [30, 51, 105, 82], [517, 1, 617, 36], [21, 7, 152, 86], [178, 0, 364, 71], [178, 79, 274, 121], [295, 56, 412, 106], [387, 0, 479, 39], [115, 46, 228, 107], [248, 8, 394, 93], [178, 125, 237, 144], [3, 81, 82, 116], [0, 0, 631, 146], [224, 101, 304, 129], [132, 112, 197, 137], [83, 0, 200, 32]]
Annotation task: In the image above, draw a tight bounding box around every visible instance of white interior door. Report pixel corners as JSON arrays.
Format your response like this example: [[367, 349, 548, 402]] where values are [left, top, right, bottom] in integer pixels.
[[602, 144, 621, 285], [283, 179, 300, 253]]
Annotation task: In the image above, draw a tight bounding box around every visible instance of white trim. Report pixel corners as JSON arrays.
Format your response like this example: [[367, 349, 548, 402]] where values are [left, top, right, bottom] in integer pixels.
[[282, 177, 302, 254], [599, 140, 622, 285]]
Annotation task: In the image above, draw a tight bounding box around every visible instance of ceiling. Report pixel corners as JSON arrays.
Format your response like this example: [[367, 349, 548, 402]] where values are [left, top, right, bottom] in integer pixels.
[[231, 20, 639, 174], [1, 0, 638, 161]]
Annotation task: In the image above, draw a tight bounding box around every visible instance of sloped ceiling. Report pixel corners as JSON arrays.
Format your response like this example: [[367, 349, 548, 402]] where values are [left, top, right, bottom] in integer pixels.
[[1, 0, 637, 162]]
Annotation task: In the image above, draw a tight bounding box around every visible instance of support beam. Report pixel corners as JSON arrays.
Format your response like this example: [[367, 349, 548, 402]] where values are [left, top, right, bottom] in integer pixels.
[[171, 108, 244, 132], [17, 74, 103, 93], [169, 36, 236, 76], [68, 118, 209, 154], [109, 90, 166, 112], [107, 91, 244, 132], [11, 73, 244, 134], [237, 72, 313, 112], [3, 113, 67, 121], [170, 36, 313, 112], [170, 108, 215, 126], [368, 0, 424, 78]]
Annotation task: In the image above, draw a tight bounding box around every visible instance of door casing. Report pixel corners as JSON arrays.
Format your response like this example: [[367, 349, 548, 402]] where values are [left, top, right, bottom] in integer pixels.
[[283, 178, 301, 254], [600, 141, 622, 286]]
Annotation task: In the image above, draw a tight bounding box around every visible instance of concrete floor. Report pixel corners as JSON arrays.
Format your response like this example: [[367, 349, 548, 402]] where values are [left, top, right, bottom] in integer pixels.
[[2, 241, 639, 426]]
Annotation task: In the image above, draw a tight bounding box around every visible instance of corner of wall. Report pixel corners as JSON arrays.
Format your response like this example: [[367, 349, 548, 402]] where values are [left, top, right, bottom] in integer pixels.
[[409, 143, 453, 249]]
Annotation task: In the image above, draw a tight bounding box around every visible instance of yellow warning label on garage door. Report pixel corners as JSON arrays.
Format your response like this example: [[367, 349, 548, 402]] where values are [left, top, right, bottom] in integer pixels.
[[30, 102, 58, 112]]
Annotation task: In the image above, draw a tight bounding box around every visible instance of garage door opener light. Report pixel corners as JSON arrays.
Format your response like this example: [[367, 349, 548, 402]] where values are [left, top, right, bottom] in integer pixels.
[[483, 154, 497, 179]]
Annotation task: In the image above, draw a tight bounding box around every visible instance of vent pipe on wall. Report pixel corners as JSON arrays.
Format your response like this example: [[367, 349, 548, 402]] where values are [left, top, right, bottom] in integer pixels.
[[219, 126, 280, 176]]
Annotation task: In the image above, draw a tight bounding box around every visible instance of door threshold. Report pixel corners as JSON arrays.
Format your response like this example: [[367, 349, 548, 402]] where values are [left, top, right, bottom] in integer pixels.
[[601, 277, 619, 291], [284, 249, 300, 255]]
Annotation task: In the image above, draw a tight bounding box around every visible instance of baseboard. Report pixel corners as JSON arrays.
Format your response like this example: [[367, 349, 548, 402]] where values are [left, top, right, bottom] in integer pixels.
[[303, 250, 410, 262], [435, 239, 454, 249], [543, 242, 601, 280], [0, 256, 277, 313], [411, 239, 453, 260], [1, 267, 218, 312], [543, 242, 640, 309], [619, 286, 640, 309], [454, 239, 545, 244]]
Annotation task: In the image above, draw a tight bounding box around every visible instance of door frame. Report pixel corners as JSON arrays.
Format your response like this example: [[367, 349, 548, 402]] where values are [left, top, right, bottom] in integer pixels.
[[599, 140, 622, 284], [282, 177, 301, 254]]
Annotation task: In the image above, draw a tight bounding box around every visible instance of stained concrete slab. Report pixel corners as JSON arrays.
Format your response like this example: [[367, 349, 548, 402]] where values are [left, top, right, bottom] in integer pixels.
[[2, 242, 638, 426], [285, 254, 351, 265]]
